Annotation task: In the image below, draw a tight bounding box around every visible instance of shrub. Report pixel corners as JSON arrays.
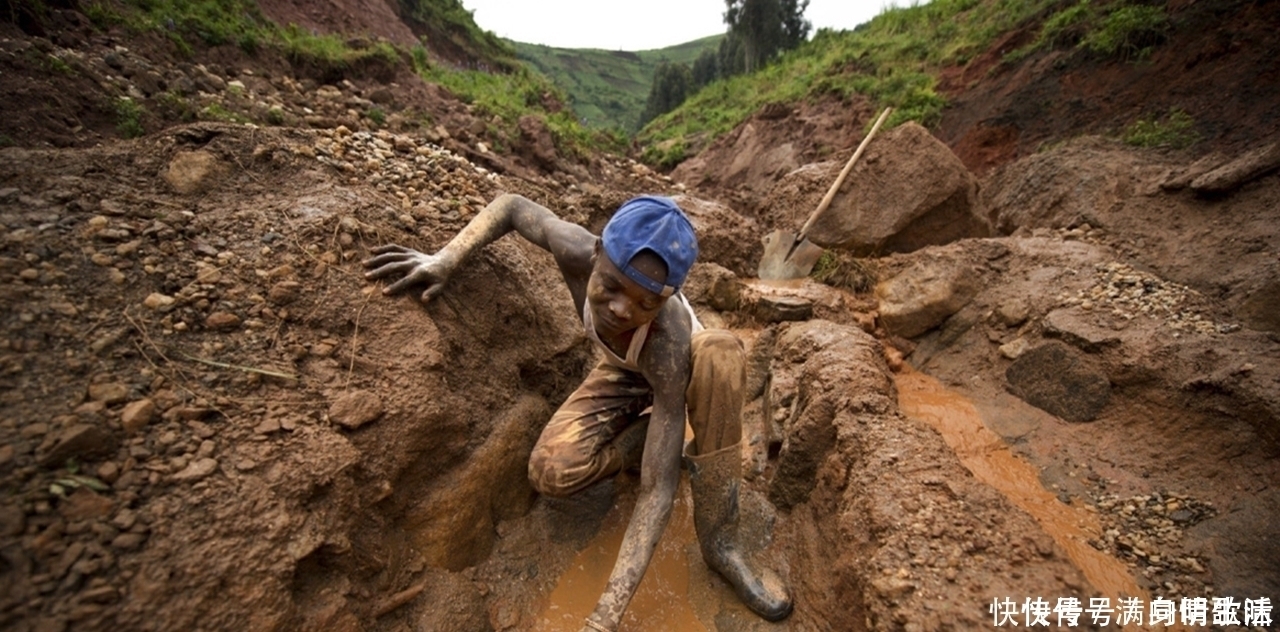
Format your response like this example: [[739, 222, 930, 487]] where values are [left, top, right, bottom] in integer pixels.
[[114, 97, 145, 138], [1081, 4, 1167, 60], [367, 107, 386, 127]]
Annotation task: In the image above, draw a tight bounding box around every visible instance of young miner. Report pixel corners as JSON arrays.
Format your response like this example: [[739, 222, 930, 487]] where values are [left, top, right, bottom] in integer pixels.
[[363, 193, 792, 630]]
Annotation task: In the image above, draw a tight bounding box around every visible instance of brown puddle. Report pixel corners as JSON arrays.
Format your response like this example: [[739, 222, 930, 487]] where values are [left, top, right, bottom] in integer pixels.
[[895, 368, 1148, 620], [534, 473, 709, 632]]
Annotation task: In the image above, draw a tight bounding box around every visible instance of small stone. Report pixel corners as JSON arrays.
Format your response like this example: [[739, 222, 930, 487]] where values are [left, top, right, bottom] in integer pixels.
[[254, 418, 280, 435], [37, 424, 116, 467], [119, 399, 156, 433], [329, 390, 383, 430], [96, 461, 120, 484], [204, 312, 241, 331], [171, 457, 218, 482], [999, 337, 1029, 360], [111, 532, 147, 550], [143, 293, 176, 311], [88, 382, 130, 404]]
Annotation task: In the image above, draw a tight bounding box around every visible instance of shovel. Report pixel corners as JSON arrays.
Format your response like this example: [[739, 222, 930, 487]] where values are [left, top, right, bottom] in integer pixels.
[[758, 106, 893, 280]]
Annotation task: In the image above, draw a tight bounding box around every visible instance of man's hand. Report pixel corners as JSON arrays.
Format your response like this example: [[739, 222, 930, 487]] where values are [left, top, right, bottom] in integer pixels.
[[362, 244, 454, 302]]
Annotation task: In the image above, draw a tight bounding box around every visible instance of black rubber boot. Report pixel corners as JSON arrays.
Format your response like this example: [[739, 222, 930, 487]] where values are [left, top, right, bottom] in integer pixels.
[[686, 442, 793, 622]]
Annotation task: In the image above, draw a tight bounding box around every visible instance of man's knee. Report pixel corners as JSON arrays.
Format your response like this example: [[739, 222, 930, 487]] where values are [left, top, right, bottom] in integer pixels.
[[693, 329, 744, 357], [528, 442, 595, 497]]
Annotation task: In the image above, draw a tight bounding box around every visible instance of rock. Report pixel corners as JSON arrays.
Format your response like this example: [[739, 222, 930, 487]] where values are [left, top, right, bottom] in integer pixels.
[[88, 382, 129, 405], [142, 292, 176, 311], [1005, 341, 1111, 422], [1158, 152, 1227, 191], [120, 399, 156, 433], [171, 457, 218, 482], [162, 150, 225, 195], [111, 532, 147, 550], [516, 115, 558, 169], [1042, 309, 1122, 352], [999, 337, 1029, 360], [267, 281, 301, 305], [0, 443, 12, 467], [1233, 276, 1280, 334], [754, 295, 813, 323], [876, 261, 979, 338], [204, 311, 241, 331], [329, 390, 384, 430], [994, 298, 1029, 327], [671, 195, 762, 277], [1190, 141, 1280, 194], [37, 424, 116, 467], [802, 122, 988, 255]]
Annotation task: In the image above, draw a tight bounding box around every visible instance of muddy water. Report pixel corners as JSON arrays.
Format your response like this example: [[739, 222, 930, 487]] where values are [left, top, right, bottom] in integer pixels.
[[895, 368, 1147, 614], [535, 474, 709, 632]]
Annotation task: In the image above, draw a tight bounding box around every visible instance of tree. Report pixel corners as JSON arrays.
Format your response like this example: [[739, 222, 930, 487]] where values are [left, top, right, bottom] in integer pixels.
[[691, 48, 720, 88], [638, 62, 693, 129], [722, 0, 811, 74]]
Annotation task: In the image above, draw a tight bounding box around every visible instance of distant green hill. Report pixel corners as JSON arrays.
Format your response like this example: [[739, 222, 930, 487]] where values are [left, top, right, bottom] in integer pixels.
[[513, 34, 724, 132]]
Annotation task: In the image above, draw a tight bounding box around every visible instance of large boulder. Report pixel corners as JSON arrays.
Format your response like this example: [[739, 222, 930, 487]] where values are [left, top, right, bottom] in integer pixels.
[[673, 195, 762, 277], [1005, 341, 1111, 422], [875, 259, 979, 338], [795, 122, 988, 255]]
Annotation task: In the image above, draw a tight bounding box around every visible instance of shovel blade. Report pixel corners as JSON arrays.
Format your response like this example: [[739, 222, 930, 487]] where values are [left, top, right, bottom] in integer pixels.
[[758, 231, 825, 280]]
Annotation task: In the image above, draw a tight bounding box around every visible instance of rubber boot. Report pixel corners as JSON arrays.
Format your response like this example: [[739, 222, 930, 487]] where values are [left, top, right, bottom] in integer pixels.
[[687, 442, 793, 621]]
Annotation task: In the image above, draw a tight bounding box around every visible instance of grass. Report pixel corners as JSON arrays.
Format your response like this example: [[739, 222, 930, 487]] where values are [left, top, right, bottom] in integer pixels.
[[1006, 0, 1169, 63], [1122, 108, 1198, 149]]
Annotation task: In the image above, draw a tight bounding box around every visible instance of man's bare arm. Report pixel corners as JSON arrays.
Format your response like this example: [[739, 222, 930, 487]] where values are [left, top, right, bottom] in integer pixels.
[[582, 326, 690, 631], [363, 193, 593, 301]]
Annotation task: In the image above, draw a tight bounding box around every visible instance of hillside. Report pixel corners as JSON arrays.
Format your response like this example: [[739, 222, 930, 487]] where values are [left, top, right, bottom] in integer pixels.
[[513, 35, 723, 132], [0, 1, 1278, 631]]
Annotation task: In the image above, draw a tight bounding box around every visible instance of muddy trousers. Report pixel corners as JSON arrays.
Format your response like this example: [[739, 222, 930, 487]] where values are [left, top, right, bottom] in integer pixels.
[[527, 329, 793, 622], [527, 329, 744, 497]]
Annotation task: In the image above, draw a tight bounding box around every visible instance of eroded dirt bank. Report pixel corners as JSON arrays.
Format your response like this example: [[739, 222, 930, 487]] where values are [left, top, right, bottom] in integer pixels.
[[2, 119, 1277, 631]]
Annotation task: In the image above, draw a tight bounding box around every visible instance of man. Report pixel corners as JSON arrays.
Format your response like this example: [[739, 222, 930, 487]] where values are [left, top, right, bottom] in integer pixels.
[[363, 193, 792, 631]]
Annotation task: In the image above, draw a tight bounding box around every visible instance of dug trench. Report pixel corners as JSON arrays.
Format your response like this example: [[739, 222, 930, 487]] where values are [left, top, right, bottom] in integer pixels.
[[1, 120, 1278, 632]]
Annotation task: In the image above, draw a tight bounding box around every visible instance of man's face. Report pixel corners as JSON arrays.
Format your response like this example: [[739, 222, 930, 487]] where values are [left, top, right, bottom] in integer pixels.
[[587, 246, 669, 337]]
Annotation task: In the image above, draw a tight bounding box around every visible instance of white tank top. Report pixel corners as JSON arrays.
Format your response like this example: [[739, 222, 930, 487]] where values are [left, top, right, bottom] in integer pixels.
[[582, 294, 703, 372]]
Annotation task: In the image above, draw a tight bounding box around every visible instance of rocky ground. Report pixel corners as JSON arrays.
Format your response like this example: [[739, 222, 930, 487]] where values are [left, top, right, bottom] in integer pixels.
[[1, 3, 1279, 632]]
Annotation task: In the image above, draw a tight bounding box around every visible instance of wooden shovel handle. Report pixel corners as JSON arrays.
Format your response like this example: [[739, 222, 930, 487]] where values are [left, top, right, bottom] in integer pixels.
[[798, 106, 893, 238]]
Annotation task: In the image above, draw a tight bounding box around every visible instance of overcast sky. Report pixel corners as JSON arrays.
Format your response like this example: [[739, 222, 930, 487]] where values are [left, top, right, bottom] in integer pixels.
[[461, 0, 898, 51]]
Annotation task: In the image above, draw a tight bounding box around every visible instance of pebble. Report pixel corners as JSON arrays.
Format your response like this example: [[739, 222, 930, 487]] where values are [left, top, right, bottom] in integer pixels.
[[143, 293, 175, 311], [171, 457, 218, 482], [119, 399, 156, 433]]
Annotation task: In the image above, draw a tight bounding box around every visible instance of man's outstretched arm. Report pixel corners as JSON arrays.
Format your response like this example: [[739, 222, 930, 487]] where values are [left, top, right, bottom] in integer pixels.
[[582, 335, 690, 631], [363, 193, 592, 301]]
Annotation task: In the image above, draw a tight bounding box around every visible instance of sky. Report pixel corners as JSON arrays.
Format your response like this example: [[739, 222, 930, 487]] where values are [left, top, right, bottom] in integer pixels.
[[460, 0, 899, 51]]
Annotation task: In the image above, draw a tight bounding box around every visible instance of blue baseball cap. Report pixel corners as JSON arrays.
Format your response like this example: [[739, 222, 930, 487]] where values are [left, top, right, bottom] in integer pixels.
[[602, 196, 698, 297]]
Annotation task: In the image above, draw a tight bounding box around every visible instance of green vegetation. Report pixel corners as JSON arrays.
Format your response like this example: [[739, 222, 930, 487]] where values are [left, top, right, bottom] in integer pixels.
[[419, 63, 622, 157], [367, 107, 386, 127], [1122, 108, 1198, 149], [638, 0, 1059, 158], [1008, 0, 1169, 62], [514, 35, 722, 132], [114, 96, 145, 138], [266, 106, 286, 126], [199, 102, 248, 124], [809, 250, 877, 293], [396, 0, 518, 69]]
